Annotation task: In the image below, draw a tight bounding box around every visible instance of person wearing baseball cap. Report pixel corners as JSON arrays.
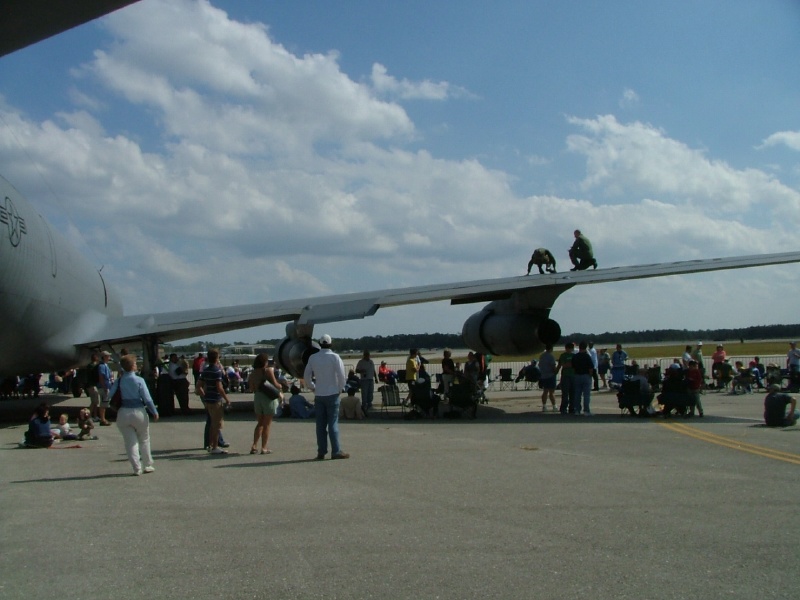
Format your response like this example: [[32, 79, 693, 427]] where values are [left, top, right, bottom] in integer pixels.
[[303, 334, 349, 459], [97, 351, 114, 426]]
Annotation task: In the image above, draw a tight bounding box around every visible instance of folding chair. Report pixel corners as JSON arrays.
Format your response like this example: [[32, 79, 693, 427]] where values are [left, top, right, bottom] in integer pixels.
[[396, 369, 408, 393], [497, 368, 515, 391], [380, 384, 404, 416]]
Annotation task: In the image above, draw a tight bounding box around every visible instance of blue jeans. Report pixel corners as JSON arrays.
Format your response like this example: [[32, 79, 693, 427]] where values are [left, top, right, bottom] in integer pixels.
[[315, 394, 342, 456], [573, 374, 592, 414], [203, 412, 226, 448]]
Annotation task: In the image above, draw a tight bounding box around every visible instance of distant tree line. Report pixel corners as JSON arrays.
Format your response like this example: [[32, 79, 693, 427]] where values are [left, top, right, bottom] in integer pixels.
[[167, 324, 800, 355], [569, 324, 800, 345]]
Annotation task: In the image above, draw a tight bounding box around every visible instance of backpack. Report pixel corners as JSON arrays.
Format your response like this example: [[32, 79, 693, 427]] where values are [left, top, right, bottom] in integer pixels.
[[85, 363, 100, 387]]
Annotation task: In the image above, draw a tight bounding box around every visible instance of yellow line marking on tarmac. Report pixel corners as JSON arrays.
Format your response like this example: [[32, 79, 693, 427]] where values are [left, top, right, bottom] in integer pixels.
[[659, 422, 800, 465]]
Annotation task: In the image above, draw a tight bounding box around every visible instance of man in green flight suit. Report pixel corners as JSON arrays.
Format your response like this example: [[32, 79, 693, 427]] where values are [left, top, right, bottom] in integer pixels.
[[568, 229, 597, 271]]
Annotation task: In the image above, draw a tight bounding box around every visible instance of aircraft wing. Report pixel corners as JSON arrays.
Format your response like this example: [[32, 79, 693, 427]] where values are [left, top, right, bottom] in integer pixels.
[[77, 251, 800, 347], [0, 0, 141, 57]]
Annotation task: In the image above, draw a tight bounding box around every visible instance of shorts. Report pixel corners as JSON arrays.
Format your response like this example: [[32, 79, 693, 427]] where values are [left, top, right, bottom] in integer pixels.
[[204, 401, 225, 429], [254, 392, 279, 416], [98, 388, 110, 407], [539, 376, 556, 390], [86, 386, 100, 407]]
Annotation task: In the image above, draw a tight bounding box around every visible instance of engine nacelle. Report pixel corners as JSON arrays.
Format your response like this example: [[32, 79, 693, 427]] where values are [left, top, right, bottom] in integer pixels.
[[462, 309, 561, 356], [275, 336, 319, 379]]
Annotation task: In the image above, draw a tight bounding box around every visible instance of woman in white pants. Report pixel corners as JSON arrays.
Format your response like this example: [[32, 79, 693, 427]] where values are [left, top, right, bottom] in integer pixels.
[[111, 355, 160, 475]]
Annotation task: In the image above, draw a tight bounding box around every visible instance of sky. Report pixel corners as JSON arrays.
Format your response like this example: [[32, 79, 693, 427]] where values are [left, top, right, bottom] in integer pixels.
[[1, 0, 799, 346]]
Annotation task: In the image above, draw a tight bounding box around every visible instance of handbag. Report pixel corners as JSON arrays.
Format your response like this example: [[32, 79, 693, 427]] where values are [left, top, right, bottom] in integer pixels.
[[259, 380, 282, 400], [110, 384, 122, 410]]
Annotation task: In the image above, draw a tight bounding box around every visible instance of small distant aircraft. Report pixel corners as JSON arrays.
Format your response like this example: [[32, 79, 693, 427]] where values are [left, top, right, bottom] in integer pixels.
[[2, 1, 800, 382], [3, 174, 800, 381]]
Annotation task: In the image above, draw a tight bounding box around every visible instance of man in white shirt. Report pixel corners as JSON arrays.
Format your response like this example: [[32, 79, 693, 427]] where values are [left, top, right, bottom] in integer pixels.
[[303, 334, 348, 460]]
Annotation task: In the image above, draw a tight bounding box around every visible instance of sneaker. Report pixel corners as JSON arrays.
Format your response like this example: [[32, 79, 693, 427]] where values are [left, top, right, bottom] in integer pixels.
[[100, 421, 111, 426], [542, 405, 547, 412], [210, 447, 228, 455], [331, 452, 350, 460], [143, 466, 155, 474], [132, 470, 142, 476], [219, 442, 230, 448], [584, 412, 593, 416], [315, 454, 326, 460]]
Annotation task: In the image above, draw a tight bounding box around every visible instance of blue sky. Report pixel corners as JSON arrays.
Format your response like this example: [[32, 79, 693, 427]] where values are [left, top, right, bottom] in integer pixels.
[[1, 0, 799, 345]]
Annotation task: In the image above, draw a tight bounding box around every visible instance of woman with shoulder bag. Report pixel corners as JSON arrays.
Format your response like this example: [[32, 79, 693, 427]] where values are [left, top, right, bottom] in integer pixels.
[[248, 353, 282, 455], [113, 355, 159, 475]]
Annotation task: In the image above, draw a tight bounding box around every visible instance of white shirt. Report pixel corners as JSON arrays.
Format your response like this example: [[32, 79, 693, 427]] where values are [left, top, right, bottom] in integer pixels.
[[588, 347, 598, 369], [304, 348, 346, 397]]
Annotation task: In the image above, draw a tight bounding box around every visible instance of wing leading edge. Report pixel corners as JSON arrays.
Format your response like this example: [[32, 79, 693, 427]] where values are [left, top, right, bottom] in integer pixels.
[[79, 251, 800, 348]]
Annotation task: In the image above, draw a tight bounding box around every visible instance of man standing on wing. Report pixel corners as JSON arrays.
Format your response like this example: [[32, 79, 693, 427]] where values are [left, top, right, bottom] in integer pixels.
[[304, 334, 349, 460]]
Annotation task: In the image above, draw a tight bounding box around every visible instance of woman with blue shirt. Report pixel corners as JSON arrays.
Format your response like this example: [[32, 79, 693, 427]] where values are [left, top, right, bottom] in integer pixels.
[[110, 355, 159, 475]]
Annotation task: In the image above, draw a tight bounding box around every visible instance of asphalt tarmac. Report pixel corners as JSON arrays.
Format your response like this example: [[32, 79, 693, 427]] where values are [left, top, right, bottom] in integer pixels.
[[1, 385, 798, 599]]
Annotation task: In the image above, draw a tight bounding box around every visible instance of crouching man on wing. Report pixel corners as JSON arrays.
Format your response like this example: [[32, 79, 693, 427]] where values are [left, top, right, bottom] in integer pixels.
[[527, 248, 557, 275]]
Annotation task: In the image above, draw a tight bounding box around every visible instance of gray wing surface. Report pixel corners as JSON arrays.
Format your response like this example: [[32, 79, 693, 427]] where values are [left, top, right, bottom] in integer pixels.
[[78, 251, 800, 347]]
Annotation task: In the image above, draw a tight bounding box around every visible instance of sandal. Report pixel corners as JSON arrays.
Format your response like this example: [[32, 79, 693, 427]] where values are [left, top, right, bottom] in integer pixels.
[[249, 448, 258, 454], [260, 449, 272, 455]]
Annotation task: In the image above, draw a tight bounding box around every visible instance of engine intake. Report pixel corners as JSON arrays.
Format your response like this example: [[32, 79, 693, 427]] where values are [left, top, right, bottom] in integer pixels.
[[462, 309, 561, 356], [275, 336, 319, 379]]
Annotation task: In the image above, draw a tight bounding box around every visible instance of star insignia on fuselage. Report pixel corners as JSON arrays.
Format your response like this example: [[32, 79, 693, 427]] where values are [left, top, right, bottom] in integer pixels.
[[1, 196, 27, 247]]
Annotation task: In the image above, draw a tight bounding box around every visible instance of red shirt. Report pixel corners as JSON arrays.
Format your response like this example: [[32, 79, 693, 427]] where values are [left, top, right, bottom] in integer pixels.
[[686, 368, 703, 391]]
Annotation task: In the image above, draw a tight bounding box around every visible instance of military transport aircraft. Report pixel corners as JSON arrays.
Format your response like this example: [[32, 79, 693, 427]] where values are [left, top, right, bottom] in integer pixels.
[[3, 173, 800, 380], [2, 1, 800, 381]]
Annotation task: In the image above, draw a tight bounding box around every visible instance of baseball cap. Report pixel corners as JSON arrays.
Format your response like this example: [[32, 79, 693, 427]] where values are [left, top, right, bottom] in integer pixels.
[[319, 334, 332, 345]]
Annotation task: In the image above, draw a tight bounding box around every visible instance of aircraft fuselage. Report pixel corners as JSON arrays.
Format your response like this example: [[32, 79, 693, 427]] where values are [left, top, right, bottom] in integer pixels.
[[0, 176, 122, 375]]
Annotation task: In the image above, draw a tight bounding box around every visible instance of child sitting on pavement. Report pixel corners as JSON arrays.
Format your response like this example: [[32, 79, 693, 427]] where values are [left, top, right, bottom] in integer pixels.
[[77, 408, 98, 440], [51, 413, 78, 440]]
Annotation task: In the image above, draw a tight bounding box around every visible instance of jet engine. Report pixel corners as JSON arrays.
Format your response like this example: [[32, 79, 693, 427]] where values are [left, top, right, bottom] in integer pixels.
[[462, 307, 561, 357], [275, 335, 319, 379]]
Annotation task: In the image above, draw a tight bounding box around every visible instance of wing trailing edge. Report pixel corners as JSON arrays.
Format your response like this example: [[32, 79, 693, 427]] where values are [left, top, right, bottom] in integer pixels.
[[77, 251, 800, 348]]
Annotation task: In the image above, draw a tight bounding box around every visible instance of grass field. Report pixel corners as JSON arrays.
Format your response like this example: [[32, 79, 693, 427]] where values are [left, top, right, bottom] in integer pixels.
[[344, 341, 793, 366], [475, 341, 792, 363]]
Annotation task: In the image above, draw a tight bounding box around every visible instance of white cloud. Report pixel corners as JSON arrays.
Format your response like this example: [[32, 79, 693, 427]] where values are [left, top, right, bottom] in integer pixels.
[[618, 87, 640, 108], [758, 130, 800, 152], [566, 115, 800, 220], [1, 1, 799, 341], [369, 63, 470, 101]]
